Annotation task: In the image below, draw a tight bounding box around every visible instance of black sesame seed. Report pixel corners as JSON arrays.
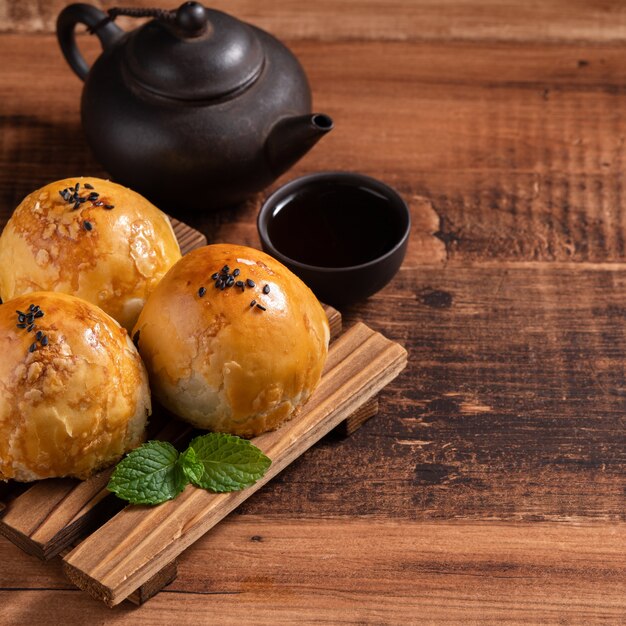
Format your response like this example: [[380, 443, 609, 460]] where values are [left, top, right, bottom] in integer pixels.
[[104, 204, 115, 209], [246, 279, 255, 288], [214, 280, 223, 289], [27, 323, 35, 332], [256, 303, 267, 311], [84, 183, 94, 190], [250, 299, 256, 307], [16, 310, 25, 316], [34, 310, 44, 318], [75, 182, 80, 192], [219, 282, 226, 290], [263, 284, 270, 294], [16, 323, 26, 328], [222, 265, 230, 274], [235, 280, 244, 287], [73, 201, 81, 210], [84, 221, 93, 231], [198, 286, 206, 297], [36, 330, 43, 340], [59, 190, 67, 200], [41, 336, 49, 347], [233, 268, 240, 277], [26, 315, 34, 324], [78, 196, 87, 203], [211, 272, 219, 280], [29, 343, 37, 353], [226, 277, 235, 287], [18, 314, 25, 323], [29, 304, 35, 311], [88, 192, 99, 198]]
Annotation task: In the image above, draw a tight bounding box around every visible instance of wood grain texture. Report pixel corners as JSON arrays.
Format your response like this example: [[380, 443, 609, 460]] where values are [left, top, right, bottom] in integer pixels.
[[63, 323, 407, 605], [2, 517, 624, 624], [169, 218, 207, 252], [3, 0, 626, 44], [240, 266, 626, 523], [1, 0, 626, 620]]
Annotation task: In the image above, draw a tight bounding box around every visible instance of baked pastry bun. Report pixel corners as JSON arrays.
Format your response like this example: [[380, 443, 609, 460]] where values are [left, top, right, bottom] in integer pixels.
[[0, 292, 150, 481], [133, 244, 329, 437], [0, 177, 181, 332]]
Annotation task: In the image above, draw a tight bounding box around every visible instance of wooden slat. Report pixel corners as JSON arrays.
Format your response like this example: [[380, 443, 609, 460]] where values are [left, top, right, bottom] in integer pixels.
[[169, 217, 207, 253], [323, 304, 341, 340], [0, 476, 114, 560], [57, 547, 177, 606], [62, 322, 407, 606]]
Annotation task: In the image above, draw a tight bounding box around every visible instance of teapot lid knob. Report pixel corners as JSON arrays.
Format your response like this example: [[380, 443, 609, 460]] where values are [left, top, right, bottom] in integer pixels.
[[175, 1, 209, 37], [121, 3, 265, 101]]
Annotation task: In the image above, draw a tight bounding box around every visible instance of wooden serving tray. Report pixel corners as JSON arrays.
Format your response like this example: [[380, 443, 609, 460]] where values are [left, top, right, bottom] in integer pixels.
[[0, 219, 408, 607]]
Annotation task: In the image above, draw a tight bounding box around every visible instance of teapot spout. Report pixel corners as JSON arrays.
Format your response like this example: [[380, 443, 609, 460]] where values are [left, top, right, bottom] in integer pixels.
[[266, 113, 333, 177]]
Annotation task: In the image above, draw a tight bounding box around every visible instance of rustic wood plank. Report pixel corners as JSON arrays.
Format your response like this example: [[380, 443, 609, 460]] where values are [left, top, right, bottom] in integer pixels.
[[2, 518, 624, 623], [1, 5, 625, 618], [62, 323, 407, 606], [248, 265, 626, 523], [3, 0, 626, 44]]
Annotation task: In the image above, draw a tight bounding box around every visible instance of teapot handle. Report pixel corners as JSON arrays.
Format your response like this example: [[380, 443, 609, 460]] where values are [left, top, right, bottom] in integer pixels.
[[57, 4, 124, 81]]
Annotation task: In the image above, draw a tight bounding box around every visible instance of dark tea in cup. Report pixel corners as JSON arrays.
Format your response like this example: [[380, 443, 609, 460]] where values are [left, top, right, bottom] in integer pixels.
[[258, 172, 410, 306]]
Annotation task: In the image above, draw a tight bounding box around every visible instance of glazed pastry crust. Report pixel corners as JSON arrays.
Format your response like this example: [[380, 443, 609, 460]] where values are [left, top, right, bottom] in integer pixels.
[[0, 177, 181, 331], [133, 244, 329, 437], [0, 292, 151, 481]]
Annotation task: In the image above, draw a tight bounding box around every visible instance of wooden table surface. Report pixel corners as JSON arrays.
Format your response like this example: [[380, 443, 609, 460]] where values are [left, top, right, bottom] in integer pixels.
[[1, 1, 625, 623]]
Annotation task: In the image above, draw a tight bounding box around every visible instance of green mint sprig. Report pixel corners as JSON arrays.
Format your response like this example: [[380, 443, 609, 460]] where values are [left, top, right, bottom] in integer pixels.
[[107, 433, 272, 505]]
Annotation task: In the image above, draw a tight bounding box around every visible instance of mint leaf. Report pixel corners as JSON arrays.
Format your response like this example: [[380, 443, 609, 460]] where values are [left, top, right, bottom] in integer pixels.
[[107, 441, 187, 505], [178, 447, 204, 484], [189, 433, 271, 492]]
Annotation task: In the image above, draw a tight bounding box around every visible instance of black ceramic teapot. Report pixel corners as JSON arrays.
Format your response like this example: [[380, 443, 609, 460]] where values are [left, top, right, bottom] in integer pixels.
[[57, 2, 333, 212]]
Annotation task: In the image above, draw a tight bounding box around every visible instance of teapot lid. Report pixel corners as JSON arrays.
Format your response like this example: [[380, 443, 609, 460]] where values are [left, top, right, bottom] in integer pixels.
[[123, 2, 264, 101]]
